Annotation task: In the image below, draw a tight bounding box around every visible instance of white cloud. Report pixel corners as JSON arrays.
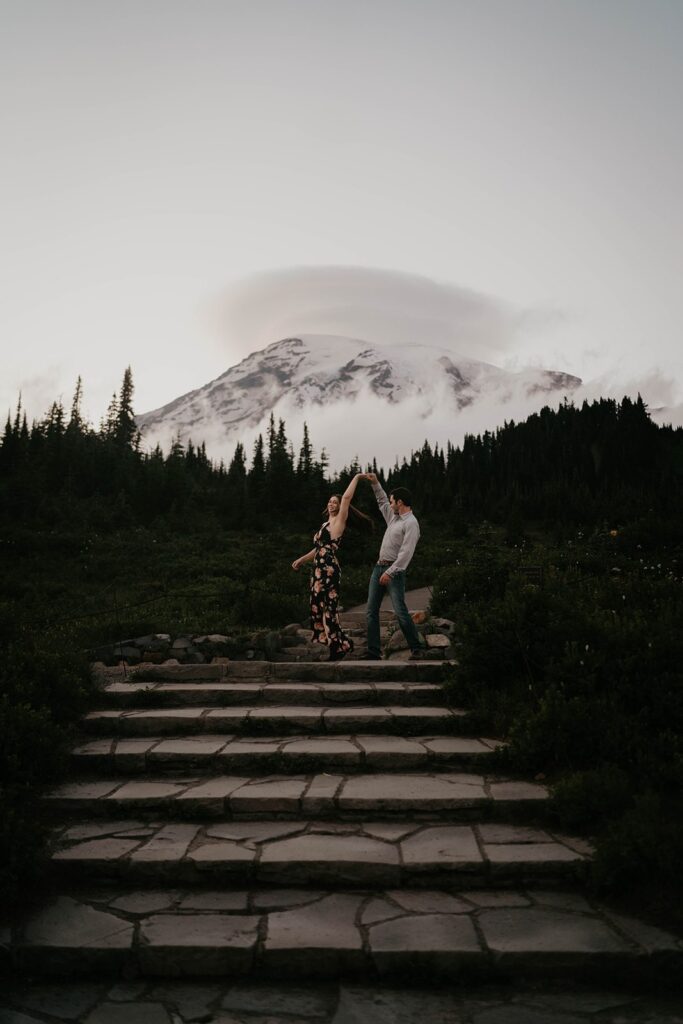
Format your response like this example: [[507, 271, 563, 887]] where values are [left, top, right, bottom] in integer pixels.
[[205, 265, 533, 363]]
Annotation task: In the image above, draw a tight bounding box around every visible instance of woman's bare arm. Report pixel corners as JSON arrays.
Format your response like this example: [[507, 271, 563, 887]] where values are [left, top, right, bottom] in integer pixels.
[[292, 547, 316, 571]]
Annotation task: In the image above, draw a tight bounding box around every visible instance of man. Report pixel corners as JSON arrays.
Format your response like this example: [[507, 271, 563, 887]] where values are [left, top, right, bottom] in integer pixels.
[[365, 473, 425, 660]]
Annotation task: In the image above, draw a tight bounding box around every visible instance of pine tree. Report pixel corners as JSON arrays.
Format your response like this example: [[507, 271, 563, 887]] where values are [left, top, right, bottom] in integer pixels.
[[69, 376, 84, 432], [102, 392, 119, 438], [115, 367, 137, 448], [297, 423, 313, 478]]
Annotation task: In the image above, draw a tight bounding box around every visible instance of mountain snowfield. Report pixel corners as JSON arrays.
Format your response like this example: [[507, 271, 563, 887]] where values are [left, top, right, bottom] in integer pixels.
[[136, 334, 582, 469]]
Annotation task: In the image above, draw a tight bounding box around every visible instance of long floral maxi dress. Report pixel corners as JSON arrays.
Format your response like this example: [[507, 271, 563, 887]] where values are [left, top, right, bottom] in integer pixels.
[[310, 523, 354, 657]]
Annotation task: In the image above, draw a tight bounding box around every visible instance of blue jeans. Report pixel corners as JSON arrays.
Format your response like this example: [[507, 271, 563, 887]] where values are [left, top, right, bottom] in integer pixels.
[[366, 565, 421, 658]]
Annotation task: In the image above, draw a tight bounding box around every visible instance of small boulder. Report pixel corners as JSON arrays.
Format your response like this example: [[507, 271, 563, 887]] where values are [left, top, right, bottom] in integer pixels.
[[426, 633, 450, 648], [171, 637, 194, 650], [387, 631, 409, 652]]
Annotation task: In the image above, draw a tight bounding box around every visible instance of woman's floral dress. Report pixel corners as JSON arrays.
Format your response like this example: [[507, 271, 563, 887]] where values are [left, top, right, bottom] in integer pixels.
[[310, 522, 354, 657]]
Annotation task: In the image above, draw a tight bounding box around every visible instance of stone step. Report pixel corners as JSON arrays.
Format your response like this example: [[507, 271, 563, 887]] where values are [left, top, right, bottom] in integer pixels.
[[71, 734, 502, 775], [44, 772, 549, 822], [107, 660, 448, 684], [271, 645, 328, 662], [50, 819, 591, 889], [9, 887, 681, 983], [3, 979, 682, 1022], [82, 705, 466, 738], [99, 680, 449, 709]]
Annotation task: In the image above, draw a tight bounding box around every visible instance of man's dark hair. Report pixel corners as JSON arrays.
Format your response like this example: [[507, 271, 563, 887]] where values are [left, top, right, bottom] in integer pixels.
[[390, 486, 413, 508]]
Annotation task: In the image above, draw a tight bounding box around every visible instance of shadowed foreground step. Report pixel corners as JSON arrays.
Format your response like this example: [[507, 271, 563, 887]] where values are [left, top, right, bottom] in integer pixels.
[[8, 887, 681, 983], [3, 980, 683, 1024], [44, 772, 548, 820], [51, 820, 591, 888]]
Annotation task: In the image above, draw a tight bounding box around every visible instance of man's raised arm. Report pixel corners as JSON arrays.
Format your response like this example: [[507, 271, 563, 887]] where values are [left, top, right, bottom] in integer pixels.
[[366, 472, 393, 526]]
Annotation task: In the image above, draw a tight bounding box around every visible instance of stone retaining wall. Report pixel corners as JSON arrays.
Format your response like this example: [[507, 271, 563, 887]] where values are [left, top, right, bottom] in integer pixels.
[[89, 615, 456, 666], [89, 629, 283, 666]]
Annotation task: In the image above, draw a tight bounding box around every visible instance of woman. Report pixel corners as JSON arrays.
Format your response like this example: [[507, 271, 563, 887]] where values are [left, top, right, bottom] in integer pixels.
[[292, 472, 370, 661]]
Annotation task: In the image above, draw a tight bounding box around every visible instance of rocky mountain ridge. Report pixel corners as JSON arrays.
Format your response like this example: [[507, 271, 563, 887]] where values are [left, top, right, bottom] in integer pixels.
[[136, 334, 582, 459]]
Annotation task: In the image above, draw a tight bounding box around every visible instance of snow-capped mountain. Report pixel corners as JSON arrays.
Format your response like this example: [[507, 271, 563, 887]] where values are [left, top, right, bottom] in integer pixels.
[[136, 335, 582, 466]]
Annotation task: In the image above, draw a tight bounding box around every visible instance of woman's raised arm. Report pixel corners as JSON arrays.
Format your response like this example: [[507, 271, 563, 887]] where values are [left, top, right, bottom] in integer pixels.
[[329, 472, 365, 539]]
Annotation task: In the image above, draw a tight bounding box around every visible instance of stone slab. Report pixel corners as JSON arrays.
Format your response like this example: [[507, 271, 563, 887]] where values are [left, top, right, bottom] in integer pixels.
[[478, 824, 552, 844], [369, 913, 482, 977], [264, 893, 364, 974], [281, 738, 361, 765], [424, 738, 490, 755], [230, 778, 307, 814], [386, 891, 472, 915], [18, 897, 134, 973], [178, 892, 249, 911], [139, 914, 259, 975], [260, 834, 400, 885], [176, 777, 250, 815], [107, 781, 189, 807], [109, 893, 176, 915], [356, 736, 426, 766], [339, 774, 487, 812], [114, 740, 158, 771], [1, 983, 101, 1020], [147, 739, 227, 762], [206, 822, 305, 843], [248, 707, 324, 729], [129, 824, 200, 868], [485, 843, 585, 872], [22, 897, 134, 950], [83, 1002, 173, 1023], [302, 774, 344, 815], [479, 907, 631, 959], [47, 781, 122, 802], [53, 837, 141, 867], [188, 841, 256, 873], [220, 983, 333, 1017], [401, 826, 482, 871]]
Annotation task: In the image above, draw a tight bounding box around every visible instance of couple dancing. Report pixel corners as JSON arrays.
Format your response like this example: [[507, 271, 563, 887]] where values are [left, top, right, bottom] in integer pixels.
[[292, 472, 424, 662]]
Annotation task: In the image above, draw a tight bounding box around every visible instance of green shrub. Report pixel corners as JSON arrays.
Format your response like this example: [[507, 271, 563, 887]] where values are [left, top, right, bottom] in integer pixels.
[[438, 529, 683, 917], [552, 766, 633, 832], [0, 630, 94, 911]]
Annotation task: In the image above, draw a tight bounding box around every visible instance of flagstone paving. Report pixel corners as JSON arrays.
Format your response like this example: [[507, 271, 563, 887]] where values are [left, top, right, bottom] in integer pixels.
[[82, 705, 466, 737], [71, 733, 499, 773], [44, 771, 548, 820], [50, 819, 589, 887], [4, 643, 681, 994], [2, 979, 683, 1024], [5, 887, 682, 983]]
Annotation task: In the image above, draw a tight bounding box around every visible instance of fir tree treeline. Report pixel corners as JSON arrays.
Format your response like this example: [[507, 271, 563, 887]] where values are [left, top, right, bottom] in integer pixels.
[[0, 372, 333, 533], [388, 395, 683, 525], [2, 371, 682, 536]]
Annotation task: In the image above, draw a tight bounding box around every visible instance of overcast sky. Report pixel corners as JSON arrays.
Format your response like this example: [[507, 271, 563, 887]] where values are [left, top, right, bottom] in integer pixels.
[[2, 0, 682, 435]]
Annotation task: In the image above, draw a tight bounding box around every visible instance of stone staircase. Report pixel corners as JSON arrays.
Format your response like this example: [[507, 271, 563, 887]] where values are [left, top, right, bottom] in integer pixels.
[[4, 613, 681, 993]]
